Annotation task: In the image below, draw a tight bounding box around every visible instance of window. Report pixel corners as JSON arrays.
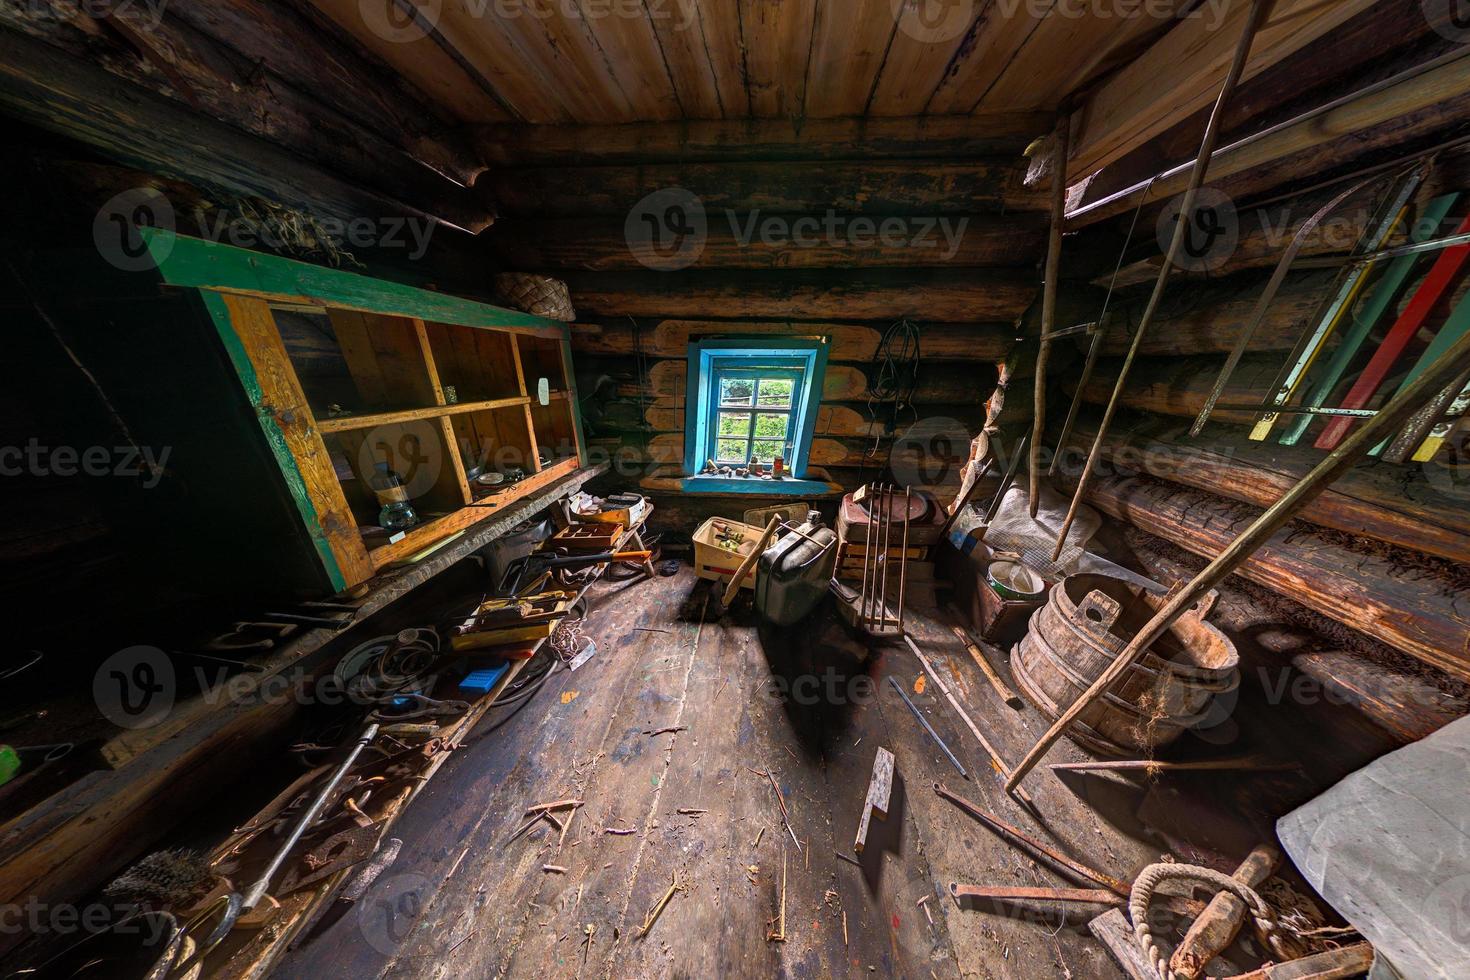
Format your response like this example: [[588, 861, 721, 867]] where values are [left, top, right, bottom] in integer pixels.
[[683, 337, 828, 486], [712, 371, 799, 465]]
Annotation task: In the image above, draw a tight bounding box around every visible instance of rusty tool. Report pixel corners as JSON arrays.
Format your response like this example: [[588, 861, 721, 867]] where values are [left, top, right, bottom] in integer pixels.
[[934, 782, 1130, 897], [950, 883, 1121, 906]]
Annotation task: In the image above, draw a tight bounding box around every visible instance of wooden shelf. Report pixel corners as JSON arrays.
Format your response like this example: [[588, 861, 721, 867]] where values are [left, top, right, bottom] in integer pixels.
[[315, 395, 533, 433]]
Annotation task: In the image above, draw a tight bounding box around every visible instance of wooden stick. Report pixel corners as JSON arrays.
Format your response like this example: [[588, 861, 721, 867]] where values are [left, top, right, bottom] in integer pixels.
[[1050, 317, 1114, 477], [1048, 757, 1301, 774], [636, 870, 683, 937], [722, 516, 781, 607], [934, 782, 1130, 896], [898, 486, 911, 632], [1050, 0, 1276, 561], [950, 625, 1024, 710], [950, 883, 1121, 906], [901, 635, 1033, 805], [1009, 324, 1470, 792], [1221, 942, 1374, 980], [1171, 844, 1281, 980], [879, 485, 893, 628], [1032, 111, 1071, 517]]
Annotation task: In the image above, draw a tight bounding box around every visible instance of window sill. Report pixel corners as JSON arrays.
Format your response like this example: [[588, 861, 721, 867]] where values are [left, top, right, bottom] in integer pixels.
[[678, 474, 834, 496]]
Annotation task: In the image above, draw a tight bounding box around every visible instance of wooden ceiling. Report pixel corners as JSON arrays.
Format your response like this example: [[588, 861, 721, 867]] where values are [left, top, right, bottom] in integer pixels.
[[312, 0, 1194, 125]]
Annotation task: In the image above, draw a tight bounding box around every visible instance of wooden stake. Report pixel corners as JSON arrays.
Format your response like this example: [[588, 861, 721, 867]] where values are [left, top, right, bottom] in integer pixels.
[[1051, 0, 1276, 560], [949, 625, 1024, 710], [1009, 324, 1470, 792], [1032, 111, 1071, 517]]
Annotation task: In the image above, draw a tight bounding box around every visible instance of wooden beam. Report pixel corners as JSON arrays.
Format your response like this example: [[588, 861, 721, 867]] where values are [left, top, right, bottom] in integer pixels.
[[623, 358, 988, 406], [1067, 0, 1379, 178], [569, 319, 1016, 362], [1070, 48, 1470, 227], [305, 0, 512, 123], [489, 213, 1046, 271], [161, 0, 483, 183], [1069, 471, 1470, 683], [484, 160, 1046, 217], [470, 114, 1049, 165], [0, 10, 487, 229], [1064, 418, 1470, 565], [0, 28, 485, 232], [562, 270, 1037, 322], [1067, 354, 1281, 425]]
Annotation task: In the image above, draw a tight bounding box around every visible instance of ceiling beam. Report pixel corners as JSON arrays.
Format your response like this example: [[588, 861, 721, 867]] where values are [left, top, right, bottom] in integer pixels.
[[1068, 48, 1470, 227], [1067, 0, 1379, 180], [0, 28, 491, 232], [471, 113, 1051, 166]]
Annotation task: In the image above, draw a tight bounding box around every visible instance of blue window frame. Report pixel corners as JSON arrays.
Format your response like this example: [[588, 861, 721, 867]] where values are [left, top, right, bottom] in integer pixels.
[[684, 337, 828, 481]]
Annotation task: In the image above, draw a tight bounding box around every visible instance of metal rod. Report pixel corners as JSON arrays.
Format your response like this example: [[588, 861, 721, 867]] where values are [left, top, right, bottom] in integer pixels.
[[898, 486, 911, 634], [1007, 325, 1470, 793], [1051, 0, 1276, 562], [1050, 316, 1114, 475], [1032, 111, 1070, 517], [876, 484, 887, 628], [1214, 404, 1380, 418], [1294, 229, 1470, 269], [244, 723, 380, 909], [938, 458, 994, 539], [985, 434, 1028, 527], [1191, 176, 1377, 436], [858, 487, 870, 625], [934, 782, 1130, 895], [890, 676, 968, 780]]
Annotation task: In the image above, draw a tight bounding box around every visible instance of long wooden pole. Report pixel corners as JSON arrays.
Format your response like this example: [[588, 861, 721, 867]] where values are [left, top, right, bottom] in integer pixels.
[[1032, 112, 1071, 516], [1050, 0, 1276, 560], [1007, 326, 1470, 792]]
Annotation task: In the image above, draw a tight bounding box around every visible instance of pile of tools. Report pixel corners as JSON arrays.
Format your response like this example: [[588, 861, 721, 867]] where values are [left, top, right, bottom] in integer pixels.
[[831, 483, 944, 637]]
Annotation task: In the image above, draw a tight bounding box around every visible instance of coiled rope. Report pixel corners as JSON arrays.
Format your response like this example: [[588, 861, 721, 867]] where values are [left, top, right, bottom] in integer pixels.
[[1130, 862, 1287, 980]]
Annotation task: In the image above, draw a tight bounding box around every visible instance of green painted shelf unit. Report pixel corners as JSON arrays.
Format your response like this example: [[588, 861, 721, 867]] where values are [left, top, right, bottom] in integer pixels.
[[141, 230, 588, 593]]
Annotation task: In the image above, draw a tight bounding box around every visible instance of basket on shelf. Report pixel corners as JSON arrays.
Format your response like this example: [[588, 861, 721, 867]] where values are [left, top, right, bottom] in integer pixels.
[[495, 272, 575, 321]]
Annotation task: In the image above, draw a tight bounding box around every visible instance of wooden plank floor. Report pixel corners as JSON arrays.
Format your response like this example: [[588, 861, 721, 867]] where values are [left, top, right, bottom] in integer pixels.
[[273, 568, 1179, 980]]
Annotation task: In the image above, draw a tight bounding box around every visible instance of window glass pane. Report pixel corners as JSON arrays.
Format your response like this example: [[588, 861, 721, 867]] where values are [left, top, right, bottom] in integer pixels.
[[756, 378, 795, 407], [716, 438, 748, 462], [719, 377, 756, 406], [717, 412, 751, 437], [752, 440, 785, 460], [752, 413, 788, 440]]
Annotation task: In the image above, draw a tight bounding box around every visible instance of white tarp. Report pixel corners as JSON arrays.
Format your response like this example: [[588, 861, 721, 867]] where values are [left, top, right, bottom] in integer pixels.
[[1277, 713, 1470, 979]]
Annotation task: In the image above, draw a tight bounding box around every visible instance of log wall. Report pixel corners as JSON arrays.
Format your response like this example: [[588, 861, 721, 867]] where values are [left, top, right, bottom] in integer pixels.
[[482, 145, 1051, 530]]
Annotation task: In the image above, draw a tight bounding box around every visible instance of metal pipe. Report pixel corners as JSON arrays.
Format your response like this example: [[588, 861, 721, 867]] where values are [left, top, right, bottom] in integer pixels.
[[1007, 325, 1470, 793], [1294, 229, 1470, 269], [1032, 112, 1070, 517], [244, 723, 380, 909], [1051, 0, 1276, 562]]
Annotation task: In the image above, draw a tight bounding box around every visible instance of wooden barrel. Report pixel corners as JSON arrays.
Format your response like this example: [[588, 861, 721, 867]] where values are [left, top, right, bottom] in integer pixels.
[[1013, 574, 1239, 756]]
